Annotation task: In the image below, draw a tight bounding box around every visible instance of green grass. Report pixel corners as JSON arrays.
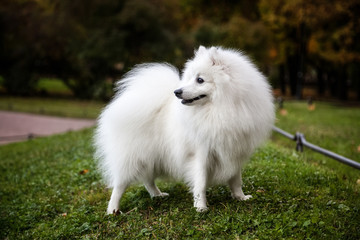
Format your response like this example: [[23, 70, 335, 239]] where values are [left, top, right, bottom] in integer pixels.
[[273, 101, 360, 183], [0, 99, 359, 238], [36, 78, 73, 96], [0, 97, 104, 119], [0, 128, 359, 239]]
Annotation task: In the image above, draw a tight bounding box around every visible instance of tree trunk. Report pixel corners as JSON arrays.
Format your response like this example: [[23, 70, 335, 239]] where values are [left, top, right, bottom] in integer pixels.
[[352, 63, 360, 101], [288, 54, 297, 97], [317, 68, 325, 96], [329, 68, 338, 98], [296, 22, 306, 100], [337, 66, 348, 100], [279, 64, 286, 95]]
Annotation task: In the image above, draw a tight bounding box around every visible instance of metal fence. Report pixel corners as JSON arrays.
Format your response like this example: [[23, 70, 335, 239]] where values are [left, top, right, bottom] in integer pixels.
[[272, 126, 360, 170]]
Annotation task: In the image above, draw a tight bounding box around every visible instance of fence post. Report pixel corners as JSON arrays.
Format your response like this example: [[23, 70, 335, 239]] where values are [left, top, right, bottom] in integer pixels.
[[295, 132, 304, 152]]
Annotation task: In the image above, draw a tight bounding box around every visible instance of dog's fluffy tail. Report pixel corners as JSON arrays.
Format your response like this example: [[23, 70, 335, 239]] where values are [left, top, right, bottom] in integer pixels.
[[115, 63, 180, 96], [94, 63, 180, 187]]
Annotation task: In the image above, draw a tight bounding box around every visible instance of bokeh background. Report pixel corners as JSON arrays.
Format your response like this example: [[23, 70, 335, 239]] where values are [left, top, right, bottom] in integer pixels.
[[1, 2, 360, 239], [1, 0, 359, 101]]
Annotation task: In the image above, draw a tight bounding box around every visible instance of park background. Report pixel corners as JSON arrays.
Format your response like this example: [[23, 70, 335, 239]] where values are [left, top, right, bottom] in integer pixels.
[[1, 0, 360, 101], [1, 0, 360, 239]]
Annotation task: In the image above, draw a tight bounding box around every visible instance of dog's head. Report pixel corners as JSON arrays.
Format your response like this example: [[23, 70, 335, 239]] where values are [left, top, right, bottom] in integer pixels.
[[174, 46, 232, 106]]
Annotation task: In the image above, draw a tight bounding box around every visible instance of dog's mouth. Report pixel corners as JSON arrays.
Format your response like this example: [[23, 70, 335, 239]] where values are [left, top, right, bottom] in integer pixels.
[[181, 95, 207, 105]]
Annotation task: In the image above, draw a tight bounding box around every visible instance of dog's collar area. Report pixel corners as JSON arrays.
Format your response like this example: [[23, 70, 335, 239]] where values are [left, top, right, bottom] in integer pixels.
[[181, 94, 207, 104]]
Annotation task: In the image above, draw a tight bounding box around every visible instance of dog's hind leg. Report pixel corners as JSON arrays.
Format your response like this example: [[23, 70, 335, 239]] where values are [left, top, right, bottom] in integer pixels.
[[107, 183, 128, 215], [144, 180, 169, 198], [228, 171, 252, 201]]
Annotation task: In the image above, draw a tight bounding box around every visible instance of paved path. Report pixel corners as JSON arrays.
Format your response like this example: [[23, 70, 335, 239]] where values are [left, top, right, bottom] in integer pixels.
[[0, 111, 96, 145]]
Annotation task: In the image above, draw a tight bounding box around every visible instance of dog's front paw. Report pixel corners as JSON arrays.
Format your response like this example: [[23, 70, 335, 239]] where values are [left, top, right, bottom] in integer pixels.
[[196, 206, 209, 213], [241, 194, 253, 201]]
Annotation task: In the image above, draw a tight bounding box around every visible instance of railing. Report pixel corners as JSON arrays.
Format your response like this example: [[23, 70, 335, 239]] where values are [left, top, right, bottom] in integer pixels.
[[272, 126, 360, 170]]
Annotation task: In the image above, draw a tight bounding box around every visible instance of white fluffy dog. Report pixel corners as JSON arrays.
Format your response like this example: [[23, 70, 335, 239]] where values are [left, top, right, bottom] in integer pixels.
[[94, 46, 275, 214]]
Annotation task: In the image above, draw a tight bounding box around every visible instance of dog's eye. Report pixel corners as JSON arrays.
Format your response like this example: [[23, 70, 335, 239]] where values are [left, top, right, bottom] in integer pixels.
[[196, 77, 204, 84]]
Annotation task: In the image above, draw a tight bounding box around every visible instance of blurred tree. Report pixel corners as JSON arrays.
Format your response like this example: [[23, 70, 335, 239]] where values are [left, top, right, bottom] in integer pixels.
[[259, 0, 309, 99], [223, 16, 273, 69], [305, 0, 360, 100], [0, 0, 44, 95], [180, 0, 272, 67], [1, 0, 359, 100], [50, 0, 183, 98], [259, 0, 360, 100], [0, 0, 185, 98]]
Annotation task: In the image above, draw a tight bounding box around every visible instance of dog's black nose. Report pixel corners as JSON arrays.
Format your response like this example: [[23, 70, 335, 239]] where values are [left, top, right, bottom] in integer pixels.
[[174, 89, 183, 98]]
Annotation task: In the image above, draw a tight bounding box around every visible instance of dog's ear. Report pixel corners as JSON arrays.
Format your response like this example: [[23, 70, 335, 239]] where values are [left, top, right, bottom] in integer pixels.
[[209, 47, 230, 74], [209, 47, 222, 66], [195, 45, 207, 56]]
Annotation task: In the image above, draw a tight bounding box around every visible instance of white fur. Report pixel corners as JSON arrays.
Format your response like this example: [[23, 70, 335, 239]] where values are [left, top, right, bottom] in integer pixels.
[[94, 46, 275, 214]]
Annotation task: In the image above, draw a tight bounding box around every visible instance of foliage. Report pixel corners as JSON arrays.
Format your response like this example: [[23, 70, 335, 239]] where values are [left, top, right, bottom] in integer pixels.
[[36, 78, 73, 96], [0, 128, 359, 239], [259, 0, 360, 99], [0, 0, 359, 99], [0, 0, 188, 98]]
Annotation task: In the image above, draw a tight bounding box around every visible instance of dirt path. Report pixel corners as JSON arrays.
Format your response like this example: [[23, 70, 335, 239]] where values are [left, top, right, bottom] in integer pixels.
[[0, 111, 96, 145]]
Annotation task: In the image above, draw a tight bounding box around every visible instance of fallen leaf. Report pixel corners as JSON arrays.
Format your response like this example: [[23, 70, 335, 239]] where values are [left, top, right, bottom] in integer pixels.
[[79, 169, 89, 175], [280, 109, 288, 116], [308, 104, 316, 111], [357, 179, 360, 185], [61, 213, 67, 217], [256, 189, 265, 193], [357, 145, 360, 152]]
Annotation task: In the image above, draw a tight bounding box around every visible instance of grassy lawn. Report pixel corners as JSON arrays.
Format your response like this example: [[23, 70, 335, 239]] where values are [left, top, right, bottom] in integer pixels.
[[0, 130, 359, 239], [273, 100, 360, 183], [0, 100, 360, 239], [0, 97, 104, 119]]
